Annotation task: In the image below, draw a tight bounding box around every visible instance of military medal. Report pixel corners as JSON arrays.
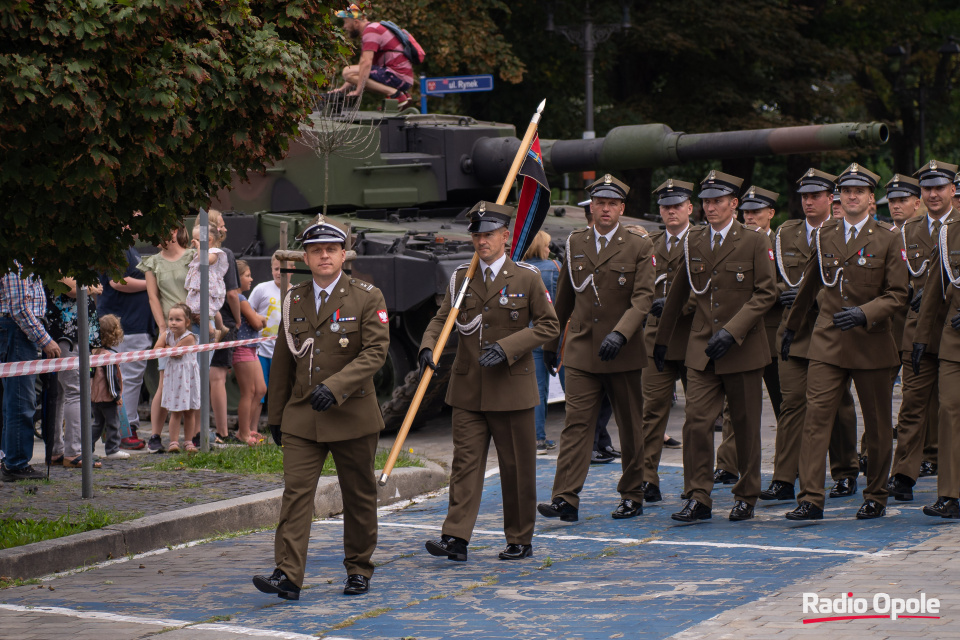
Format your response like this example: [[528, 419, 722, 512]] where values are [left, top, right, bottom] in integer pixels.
[[510, 310, 519, 320], [618, 275, 626, 285], [339, 336, 349, 348], [736, 273, 744, 282], [330, 309, 341, 333], [498, 285, 508, 306], [858, 257, 866, 266]]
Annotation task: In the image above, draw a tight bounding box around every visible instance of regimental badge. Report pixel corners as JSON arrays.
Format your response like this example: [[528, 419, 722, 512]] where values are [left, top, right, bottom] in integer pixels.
[[768, 249, 775, 261], [805, 168, 815, 177], [510, 310, 519, 320], [893, 173, 901, 182], [736, 273, 744, 282], [577, 265, 583, 271], [339, 336, 349, 348], [707, 170, 716, 181], [651, 255, 657, 267], [930, 160, 938, 170], [292, 294, 301, 304], [478, 201, 486, 216], [603, 174, 612, 184], [377, 310, 389, 323], [747, 186, 756, 197], [901, 249, 908, 261], [618, 275, 626, 286], [667, 179, 674, 188], [851, 163, 859, 173]]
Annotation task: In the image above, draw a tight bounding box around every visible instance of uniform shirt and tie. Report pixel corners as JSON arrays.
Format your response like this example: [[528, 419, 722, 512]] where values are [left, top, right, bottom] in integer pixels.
[[480, 253, 507, 285], [843, 216, 869, 245], [595, 224, 619, 255], [313, 273, 342, 311], [665, 225, 689, 253]]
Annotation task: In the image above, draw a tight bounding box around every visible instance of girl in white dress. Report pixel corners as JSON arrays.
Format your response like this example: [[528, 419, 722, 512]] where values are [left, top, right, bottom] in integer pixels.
[[155, 303, 201, 453]]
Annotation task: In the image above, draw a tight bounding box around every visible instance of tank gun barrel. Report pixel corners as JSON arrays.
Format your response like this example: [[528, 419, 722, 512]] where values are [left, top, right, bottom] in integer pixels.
[[469, 122, 889, 184]]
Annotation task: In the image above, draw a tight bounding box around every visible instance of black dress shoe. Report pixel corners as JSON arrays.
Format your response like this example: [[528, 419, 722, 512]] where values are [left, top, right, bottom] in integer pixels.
[[923, 496, 960, 518], [713, 469, 738, 485], [642, 481, 662, 503], [919, 461, 938, 477], [611, 498, 643, 519], [829, 477, 857, 498], [425, 534, 468, 561], [859, 454, 868, 475], [537, 498, 579, 522], [498, 543, 533, 560], [343, 574, 369, 595], [759, 480, 795, 501], [785, 501, 824, 520], [602, 445, 622, 458], [671, 499, 712, 522], [855, 499, 886, 519], [591, 450, 615, 464], [729, 500, 754, 521], [252, 569, 300, 600], [886, 473, 914, 501]]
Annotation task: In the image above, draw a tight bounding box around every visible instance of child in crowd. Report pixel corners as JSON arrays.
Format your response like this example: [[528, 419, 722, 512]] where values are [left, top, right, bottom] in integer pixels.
[[91, 314, 130, 460], [185, 224, 229, 340], [248, 255, 286, 426], [155, 303, 201, 453], [233, 260, 267, 445]]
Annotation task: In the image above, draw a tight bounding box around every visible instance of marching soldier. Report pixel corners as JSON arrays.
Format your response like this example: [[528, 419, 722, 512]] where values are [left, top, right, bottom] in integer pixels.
[[254, 216, 389, 599], [538, 174, 655, 522], [713, 186, 785, 483], [641, 179, 696, 503], [760, 168, 860, 502], [421, 202, 559, 561], [783, 163, 908, 520], [888, 163, 957, 501], [914, 196, 960, 519], [654, 170, 777, 522]]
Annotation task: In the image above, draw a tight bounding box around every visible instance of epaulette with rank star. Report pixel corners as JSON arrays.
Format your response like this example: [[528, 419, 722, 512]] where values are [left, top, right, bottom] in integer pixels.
[[626, 225, 649, 237], [349, 278, 374, 292], [820, 219, 842, 229], [569, 226, 590, 237], [875, 220, 896, 231], [778, 219, 804, 230]]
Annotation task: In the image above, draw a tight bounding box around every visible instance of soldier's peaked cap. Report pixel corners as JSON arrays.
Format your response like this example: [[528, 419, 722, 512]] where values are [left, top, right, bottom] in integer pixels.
[[654, 179, 694, 206], [739, 186, 779, 211], [587, 174, 630, 200], [914, 160, 959, 187], [699, 170, 744, 199], [796, 168, 837, 193], [298, 215, 349, 247], [836, 163, 880, 189], [466, 201, 514, 233], [884, 174, 920, 199]]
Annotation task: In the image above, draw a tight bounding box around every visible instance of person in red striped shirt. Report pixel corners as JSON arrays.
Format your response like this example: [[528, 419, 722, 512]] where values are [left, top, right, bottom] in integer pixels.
[[333, 4, 414, 108]]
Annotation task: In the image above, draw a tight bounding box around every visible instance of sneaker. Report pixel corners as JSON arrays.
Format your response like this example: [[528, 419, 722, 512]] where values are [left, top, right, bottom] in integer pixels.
[[105, 450, 131, 460], [394, 92, 411, 110], [120, 436, 145, 450], [147, 434, 164, 453], [536, 439, 557, 454], [1, 464, 45, 482], [663, 436, 682, 449]]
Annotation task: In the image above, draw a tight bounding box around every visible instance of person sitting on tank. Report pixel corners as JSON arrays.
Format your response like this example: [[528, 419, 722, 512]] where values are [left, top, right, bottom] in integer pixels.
[[331, 4, 414, 109]]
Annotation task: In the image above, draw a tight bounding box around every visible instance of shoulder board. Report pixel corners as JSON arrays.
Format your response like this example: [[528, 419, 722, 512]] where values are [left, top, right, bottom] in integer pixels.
[[821, 219, 842, 229], [349, 278, 374, 292], [875, 220, 895, 231], [903, 215, 924, 227], [455, 262, 470, 271], [515, 261, 541, 274], [626, 226, 648, 237], [742, 224, 763, 233], [689, 225, 709, 236], [290, 280, 311, 291], [649, 230, 666, 241], [778, 219, 803, 230], [570, 227, 589, 236]]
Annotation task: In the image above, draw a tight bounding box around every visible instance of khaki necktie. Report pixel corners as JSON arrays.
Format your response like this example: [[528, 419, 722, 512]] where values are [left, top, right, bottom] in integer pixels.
[[847, 226, 858, 245], [484, 267, 493, 284], [318, 290, 327, 312], [713, 232, 722, 256], [598, 236, 608, 254], [668, 236, 675, 252], [933, 219, 943, 238]]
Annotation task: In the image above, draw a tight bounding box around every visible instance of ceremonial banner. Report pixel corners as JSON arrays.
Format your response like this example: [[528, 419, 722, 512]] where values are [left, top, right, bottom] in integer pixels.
[[511, 134, 551, 262]]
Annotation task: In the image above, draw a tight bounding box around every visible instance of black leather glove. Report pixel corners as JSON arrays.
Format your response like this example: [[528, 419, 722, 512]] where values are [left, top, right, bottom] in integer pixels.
[[779, 288, 798, 308], [479, 343, 507, 367], [598, 331, 626, 362], [418, 348, 436, 379], [912, 343, 926, 376], [309, 384, 335, 412], [653, 344, 668, 372], [910, 288, 924, 313], [543, 350, 558, 374], [952, 311, 960, 331], [650, 297, 666, 318], [269, 425, 282, 447], [833, 306, 867, 331], [781, 329, 795, 362], [704, 328, 735, 361]]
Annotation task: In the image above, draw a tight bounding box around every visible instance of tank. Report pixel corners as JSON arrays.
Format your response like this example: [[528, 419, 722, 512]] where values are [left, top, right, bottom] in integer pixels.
[[209, 107, 889, 429]]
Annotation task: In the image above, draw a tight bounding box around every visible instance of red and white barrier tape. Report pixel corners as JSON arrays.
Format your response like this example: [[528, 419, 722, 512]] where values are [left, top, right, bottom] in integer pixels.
[[0, 336, 277, 379]]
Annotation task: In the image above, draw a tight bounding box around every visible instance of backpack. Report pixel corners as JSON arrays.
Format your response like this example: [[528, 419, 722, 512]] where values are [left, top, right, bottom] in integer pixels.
[[90, 349, 123, 404], [380, 20, 426, 64]]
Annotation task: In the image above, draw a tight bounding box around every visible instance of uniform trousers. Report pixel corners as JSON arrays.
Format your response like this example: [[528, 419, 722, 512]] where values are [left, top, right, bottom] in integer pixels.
[[798, 362, 893, 509], [275, 431, 378, 587], [715, 357, 782, 473], [552, 367, 644, 508], [444, 407, 536, 544], [772, 356, 859, 484], [641, 357, 686, 486], [937, 361, 960, 499], [682, 365, 763, 508], [892, 351, 939, 482]]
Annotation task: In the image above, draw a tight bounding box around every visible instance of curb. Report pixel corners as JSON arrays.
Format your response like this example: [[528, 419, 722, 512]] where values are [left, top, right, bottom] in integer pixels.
[[0, 460, 447, 581]]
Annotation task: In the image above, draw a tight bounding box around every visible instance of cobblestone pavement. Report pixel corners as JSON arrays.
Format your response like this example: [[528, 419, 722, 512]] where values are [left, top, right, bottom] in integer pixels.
[[3, 377, 941, 640]]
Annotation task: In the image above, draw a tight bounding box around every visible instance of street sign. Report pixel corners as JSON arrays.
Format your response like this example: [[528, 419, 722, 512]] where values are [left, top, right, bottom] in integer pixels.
[[423, 74, 494, 95]]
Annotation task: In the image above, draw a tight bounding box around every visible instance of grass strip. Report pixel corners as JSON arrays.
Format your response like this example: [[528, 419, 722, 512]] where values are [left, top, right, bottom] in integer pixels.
[[0, 505, 141, 550], [148, 443, 423, 475]]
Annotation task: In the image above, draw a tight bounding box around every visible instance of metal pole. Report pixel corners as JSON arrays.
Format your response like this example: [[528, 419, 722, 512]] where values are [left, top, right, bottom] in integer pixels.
[[279, 221, 289, 294], [583, 1, 595, 140], [420, 74, 427, 114], [77, 287, 92, 498], [199, 208, 210, 452]]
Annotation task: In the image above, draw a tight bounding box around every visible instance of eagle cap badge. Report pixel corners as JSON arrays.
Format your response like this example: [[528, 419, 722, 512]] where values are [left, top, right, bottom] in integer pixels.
[[603, 174, 612, 184]]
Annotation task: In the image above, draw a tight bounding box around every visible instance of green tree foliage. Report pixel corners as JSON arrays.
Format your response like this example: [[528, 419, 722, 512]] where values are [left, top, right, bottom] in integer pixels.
[[0, 0, 347, 283]]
